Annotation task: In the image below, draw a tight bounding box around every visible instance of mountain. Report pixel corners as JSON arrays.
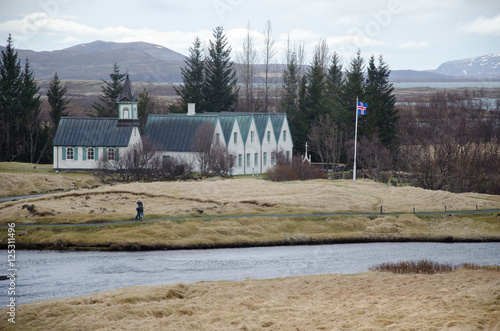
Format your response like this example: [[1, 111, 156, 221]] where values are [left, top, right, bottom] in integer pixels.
[[2, 40, 500, 82], [435, 54, 500, 78], [0, 40, 187, 82]]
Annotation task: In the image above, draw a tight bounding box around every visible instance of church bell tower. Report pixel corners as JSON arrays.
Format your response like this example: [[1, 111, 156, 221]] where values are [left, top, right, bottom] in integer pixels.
[[117, 74, 138, 120]]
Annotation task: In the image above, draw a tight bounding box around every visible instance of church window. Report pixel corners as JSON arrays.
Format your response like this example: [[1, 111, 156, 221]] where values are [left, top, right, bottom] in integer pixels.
[[107, 148, 115, 161], [87, 147, 95, 160], [67, 147, 74, 160]]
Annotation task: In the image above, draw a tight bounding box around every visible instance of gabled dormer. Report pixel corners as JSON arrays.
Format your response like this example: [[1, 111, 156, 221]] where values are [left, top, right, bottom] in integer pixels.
[[117, 74, 138, 120]]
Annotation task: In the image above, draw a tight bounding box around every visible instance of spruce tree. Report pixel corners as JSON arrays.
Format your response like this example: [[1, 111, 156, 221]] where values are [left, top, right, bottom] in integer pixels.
[[0, 34, 23, 161], [202, 26, 238, 112], [20, 59, 43, 163], [92, 62, 125, 117], [281, 48, 299, 118], [325, 52, 344, 133], [47, 72, 70, 134], [365, 55, 398, 147], [292, 75, 308, 155], [138, 88, 154, 132], [172, 37, 204, 113], [339, 50, 365, 138]]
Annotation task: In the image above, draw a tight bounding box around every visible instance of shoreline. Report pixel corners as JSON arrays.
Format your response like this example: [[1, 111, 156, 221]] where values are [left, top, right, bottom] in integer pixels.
[[15, 233, 500, 251]]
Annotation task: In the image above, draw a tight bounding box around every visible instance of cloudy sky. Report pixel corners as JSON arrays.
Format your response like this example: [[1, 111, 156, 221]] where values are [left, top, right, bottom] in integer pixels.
[[1, 0, 499, 70]]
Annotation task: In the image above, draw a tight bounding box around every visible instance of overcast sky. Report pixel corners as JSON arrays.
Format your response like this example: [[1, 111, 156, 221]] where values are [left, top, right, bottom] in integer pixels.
[[1, 0, 499, 70]]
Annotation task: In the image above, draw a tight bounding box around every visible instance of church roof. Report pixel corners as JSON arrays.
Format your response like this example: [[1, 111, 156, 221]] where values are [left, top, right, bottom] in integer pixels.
[[117, 74, 137, 102], [53, 117, 135, 147]]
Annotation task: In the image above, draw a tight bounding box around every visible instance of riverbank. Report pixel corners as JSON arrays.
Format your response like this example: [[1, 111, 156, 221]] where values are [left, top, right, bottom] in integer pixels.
[[2, 268, 499, 330], [8, 213, 500, 251]]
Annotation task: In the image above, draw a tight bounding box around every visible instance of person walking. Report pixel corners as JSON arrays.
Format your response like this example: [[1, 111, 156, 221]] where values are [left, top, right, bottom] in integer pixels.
[[135, 199, 143, 220]]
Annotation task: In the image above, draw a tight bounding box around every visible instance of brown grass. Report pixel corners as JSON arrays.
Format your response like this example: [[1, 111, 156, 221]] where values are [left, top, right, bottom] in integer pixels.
[[0, 162, 99, 197], [9, 213, 500, 251], [2, 177, 500, 250], [2, 268, 499, 330], [2, 178, 500, 225]]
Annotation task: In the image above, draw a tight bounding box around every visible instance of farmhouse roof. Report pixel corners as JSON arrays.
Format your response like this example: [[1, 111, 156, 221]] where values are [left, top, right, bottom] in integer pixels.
[[145, 114, 219, 152], [53, 117, 135, 147]]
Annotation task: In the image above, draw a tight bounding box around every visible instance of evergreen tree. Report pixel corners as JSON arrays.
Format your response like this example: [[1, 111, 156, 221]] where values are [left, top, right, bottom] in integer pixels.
[[202, 26, 238, 112], [292, 75, 308, 155], [294, 42, 329, 158], [339, 50, 365, 139], [172, 37, 204, 113], [0, 34, 23, 161], [138, 88, 154, 133], [326, 51, 343, 113], [305, 47, 328, 120], [280, 47, 299, 118], [365, 55, 398, 147], [92, 62, 125, 117], [47, 72, 70, 134], [20, 59, 43, 163]]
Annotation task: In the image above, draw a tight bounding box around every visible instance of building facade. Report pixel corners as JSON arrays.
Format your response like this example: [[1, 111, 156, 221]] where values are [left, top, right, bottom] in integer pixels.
[[53, 75, 141, 170], [144, 106, 293, 175]]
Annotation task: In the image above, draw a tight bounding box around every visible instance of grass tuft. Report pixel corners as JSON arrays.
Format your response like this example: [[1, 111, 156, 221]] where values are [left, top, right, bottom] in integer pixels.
[[369, 260, 500, 274]]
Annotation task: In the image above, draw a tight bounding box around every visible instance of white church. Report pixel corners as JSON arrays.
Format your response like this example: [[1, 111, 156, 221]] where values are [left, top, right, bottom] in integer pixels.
[[53, 76, 293, 175]]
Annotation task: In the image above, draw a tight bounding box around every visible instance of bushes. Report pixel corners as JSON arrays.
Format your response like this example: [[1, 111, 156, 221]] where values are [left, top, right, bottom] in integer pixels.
[[370, 260, 500, 274], [267, 156, 326, 182]]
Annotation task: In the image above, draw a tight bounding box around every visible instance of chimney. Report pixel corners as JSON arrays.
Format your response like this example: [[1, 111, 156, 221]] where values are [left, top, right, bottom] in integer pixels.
[[187, 103, 196, 116]]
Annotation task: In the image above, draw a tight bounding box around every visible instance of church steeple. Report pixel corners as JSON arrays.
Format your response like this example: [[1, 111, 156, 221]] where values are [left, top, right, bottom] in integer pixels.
[[117, 74, 138, 120]]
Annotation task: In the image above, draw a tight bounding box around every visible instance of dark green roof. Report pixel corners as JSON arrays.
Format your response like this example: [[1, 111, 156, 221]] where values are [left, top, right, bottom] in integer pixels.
[[252, 114, 270, 143], [145, 114, 219, 152], [53, 117, 135, 147], [269, 114, 285, 140], [144, 112, 291, 151], [218, 115, 236, 144], [236, 114, 252, 143]]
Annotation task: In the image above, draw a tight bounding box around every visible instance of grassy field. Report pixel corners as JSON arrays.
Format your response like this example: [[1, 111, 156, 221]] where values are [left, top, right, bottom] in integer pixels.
[[2, 168, 500, 249], [2, 268, 499, 330], [2, 163, 500, 330], [0, 162, 99, 197]]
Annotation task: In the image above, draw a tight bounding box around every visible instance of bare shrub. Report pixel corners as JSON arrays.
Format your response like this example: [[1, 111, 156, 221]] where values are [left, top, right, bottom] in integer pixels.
[[398, 90, 500, 194], [192, 122, 234, 177], [96, 138, 194, 183], [370, 260, 455, 274], [267, 155, 325, 181]]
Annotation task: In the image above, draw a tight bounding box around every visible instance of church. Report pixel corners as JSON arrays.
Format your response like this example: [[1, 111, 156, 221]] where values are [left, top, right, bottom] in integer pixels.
[[52, 75, 142, 170], [53, 76, 293, 175]]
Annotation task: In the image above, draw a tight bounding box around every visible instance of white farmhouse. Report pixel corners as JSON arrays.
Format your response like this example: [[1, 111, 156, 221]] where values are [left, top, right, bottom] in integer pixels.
[[144, 106, 293, 175]]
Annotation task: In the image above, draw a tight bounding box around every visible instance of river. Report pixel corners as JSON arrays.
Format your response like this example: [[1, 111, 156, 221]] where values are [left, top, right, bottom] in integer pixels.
[[2, 242, 499, 306]]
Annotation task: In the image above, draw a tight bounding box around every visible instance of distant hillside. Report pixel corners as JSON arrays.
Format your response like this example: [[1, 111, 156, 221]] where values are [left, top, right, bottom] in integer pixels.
[[0, 40, 187, 82], [435, 54, 500, 78], [2, 40, 500, 82]]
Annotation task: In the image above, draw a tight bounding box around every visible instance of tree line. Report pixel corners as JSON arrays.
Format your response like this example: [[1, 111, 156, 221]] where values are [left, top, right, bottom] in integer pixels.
[[174, 25, 398, 166], [0, 35, 70, 163]]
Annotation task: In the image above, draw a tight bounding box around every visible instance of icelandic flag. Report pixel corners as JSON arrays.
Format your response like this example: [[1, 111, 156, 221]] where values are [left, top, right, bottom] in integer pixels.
[[357, 101, 368, 115]]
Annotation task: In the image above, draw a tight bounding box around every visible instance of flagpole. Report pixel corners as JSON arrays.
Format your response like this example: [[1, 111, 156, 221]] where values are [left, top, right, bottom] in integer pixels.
[[353, 97, 358, 182]]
